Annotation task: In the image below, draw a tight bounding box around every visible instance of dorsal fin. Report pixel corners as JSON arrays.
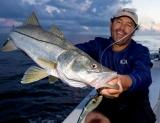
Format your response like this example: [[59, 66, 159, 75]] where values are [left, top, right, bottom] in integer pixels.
[[50, 25, 64, 39], [24, 11, 40, 26]]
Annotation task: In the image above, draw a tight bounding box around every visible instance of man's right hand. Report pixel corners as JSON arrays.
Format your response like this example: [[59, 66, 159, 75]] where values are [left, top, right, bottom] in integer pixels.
[[100, 76, 123, 98]]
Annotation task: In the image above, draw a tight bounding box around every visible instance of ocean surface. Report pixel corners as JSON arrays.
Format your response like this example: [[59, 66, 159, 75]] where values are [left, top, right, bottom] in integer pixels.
[[0, 50, 92, 123], [0, 34, 160, 123]]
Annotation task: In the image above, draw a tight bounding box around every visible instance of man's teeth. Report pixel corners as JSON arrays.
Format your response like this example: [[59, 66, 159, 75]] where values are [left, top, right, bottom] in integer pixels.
[[117, 31, 123, 35]]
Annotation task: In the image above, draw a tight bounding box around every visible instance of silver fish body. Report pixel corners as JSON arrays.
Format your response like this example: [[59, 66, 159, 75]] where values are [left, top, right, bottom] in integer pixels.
[[1, 12, 117, 89]]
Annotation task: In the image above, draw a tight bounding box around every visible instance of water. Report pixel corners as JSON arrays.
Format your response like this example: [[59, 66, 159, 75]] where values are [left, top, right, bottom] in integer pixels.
[[133, 35, 160, 54], [0, 34, 160, 123], [0, 50, 91, 123]]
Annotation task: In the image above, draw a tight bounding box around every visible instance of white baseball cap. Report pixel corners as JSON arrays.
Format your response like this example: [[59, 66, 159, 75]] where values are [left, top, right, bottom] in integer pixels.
[[113, 8, 138, 25]]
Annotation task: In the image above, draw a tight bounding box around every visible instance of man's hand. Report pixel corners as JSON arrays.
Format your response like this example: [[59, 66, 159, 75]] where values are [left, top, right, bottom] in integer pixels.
[[100, 75, 132, 98]]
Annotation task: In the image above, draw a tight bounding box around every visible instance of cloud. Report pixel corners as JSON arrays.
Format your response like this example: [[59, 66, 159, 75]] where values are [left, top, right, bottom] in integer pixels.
[[79, 0, 92, 12], [22, 0, 37, 5], [45, 5, 61, 14], [82, 26, 89, 31], [59, 0, 64, 2], [152, 23, 160, 32], [139, 24, 160, 35], [137, 15, 160, 35], [119, 0, 132, 5], [0, 18, 22, 27], [22, 0, 50, 5], [0, 0, 122, 36]]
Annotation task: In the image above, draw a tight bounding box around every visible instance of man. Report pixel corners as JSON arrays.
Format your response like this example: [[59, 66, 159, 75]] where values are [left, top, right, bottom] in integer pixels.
[[76, 8, 156, 123]]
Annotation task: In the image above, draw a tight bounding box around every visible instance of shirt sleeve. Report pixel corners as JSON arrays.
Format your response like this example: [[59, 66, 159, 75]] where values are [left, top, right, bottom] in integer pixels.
[[128, 46, 153, 92]]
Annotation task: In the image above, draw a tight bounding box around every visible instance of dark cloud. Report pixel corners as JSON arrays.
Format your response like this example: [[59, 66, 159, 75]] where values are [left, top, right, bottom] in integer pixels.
[[42, 0, 121, 35], [0, 0, 32, 18]]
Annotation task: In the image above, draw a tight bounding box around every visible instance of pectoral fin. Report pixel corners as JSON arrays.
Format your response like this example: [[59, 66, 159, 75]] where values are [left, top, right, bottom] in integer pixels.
[[48, 75, 58, 84], [37, 57, 57, 70], [21, 66, 48, 84], [1, 39, 17, 52]]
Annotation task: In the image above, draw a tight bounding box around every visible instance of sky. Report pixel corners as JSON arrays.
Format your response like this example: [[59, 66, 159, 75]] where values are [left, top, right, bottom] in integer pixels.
[[0, 0, 160, 42], [125, 0, 160, 35]]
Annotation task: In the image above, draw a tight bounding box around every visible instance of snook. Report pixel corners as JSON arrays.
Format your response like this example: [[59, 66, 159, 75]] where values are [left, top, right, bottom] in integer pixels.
[[1, 12, 117, 89]]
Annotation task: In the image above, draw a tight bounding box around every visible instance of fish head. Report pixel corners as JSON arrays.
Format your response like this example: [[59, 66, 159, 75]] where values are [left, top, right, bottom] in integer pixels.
[[57, 51, 117, 89], [70, 55, 117, 89]]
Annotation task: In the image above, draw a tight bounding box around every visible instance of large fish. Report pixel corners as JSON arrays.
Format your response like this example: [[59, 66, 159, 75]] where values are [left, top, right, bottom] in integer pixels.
[[1, 12, 118, 90]]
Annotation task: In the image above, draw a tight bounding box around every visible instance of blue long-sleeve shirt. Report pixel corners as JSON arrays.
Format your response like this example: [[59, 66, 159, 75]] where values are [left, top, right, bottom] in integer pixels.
[[76, 37, 153, 100]]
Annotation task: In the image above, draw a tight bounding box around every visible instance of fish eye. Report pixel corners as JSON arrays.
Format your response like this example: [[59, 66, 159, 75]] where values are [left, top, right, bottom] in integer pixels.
[[91, 64, 97, 69]]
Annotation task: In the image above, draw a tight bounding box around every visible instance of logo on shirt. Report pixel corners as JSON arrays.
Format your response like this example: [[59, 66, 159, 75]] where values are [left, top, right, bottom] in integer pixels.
[[120, 59, 128, 64]]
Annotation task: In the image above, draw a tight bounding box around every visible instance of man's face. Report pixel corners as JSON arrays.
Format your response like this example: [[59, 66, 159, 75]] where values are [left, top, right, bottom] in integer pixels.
[[111, 16, 136, 46]]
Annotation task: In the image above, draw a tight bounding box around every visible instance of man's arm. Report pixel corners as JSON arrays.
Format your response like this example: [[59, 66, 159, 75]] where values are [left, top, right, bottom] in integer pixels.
[[101, 46, 152, 97]]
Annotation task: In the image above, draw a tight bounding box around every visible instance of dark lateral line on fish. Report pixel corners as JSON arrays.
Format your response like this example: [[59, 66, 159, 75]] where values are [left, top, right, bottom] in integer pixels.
[[13, 30, 63, 46]]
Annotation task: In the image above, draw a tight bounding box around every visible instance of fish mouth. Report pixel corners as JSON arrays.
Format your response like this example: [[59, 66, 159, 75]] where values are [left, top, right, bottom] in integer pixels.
[[89, 72, 117, 89]]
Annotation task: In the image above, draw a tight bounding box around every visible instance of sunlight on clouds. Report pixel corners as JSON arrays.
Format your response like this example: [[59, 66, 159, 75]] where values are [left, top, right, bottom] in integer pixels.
[[80, 0, 92, 12], [139, 16, 153, 30], [82, 26, 89, 31], [0, 18, 22, 27], [139, 16, 160, 33], [45, 5, 61, 14], [125, 0, 160, 34], [81, 25, 95, 35], [152, 23, 160, 32]]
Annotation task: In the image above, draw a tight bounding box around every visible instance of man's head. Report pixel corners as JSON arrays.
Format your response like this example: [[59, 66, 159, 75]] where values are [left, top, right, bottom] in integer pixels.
[[110, 8, 138, 47], [112, 8, 138, 26]]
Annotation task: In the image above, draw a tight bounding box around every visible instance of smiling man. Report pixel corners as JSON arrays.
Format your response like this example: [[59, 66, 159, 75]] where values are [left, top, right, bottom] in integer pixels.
[[77, 8, 156, 123]]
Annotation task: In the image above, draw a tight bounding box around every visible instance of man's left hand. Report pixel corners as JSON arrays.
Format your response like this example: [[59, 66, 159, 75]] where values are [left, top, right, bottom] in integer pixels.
[[100, 75, 132, 98]]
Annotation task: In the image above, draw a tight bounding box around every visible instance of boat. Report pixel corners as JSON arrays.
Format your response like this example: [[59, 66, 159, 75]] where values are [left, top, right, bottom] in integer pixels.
[[63, 58, 160, 123]]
